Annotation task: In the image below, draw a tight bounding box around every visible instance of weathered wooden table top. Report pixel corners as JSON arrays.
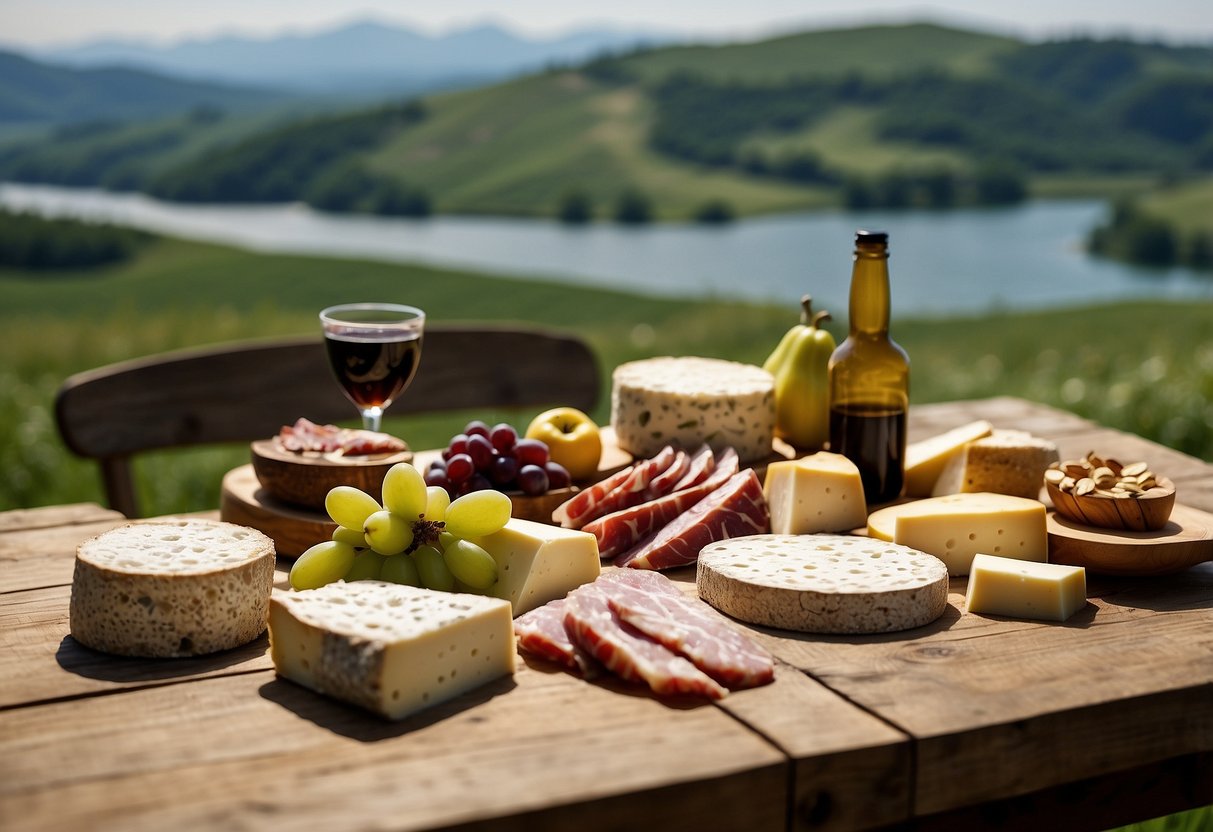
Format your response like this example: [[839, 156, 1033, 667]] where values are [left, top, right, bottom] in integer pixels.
[[3, 397, 1211, 832]]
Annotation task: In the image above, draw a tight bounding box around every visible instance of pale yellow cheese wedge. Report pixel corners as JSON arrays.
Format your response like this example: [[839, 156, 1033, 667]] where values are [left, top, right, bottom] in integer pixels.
[[475, 518, 600, 616], [867, 493, 1047, 576], [966, 554, 1087, 622], [269, 581, 515, 721], [931, 430, 1059, 500], [904, 420, 993, 497], [763, 452, 867, 535]]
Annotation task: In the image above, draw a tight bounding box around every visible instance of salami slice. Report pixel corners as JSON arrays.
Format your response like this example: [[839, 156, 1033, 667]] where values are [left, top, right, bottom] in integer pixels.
[[514, 598, 597, 677], [616, 469, 769, 571], [584, 449, 740, 560], [569, 446, 677, 530], [603, 577, 775, 689], [563, 582, 727, 700]]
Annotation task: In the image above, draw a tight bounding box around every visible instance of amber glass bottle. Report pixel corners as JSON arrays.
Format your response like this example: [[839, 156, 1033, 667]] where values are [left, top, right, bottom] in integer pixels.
[[828, 230, 910, 504]]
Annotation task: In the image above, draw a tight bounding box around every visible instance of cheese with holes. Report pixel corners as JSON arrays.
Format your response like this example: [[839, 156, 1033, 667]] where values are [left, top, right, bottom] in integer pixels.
[[610, 356, 775, 462], [904, 420, 993, 497], [764, 452, 867, 534], [931, 430, 1059, 499], [867, 493, 1047, 576], [269, 581, 514, 720], [475, 518, 600, 616], [696, 534, 948, 634], [966, 554, 1087, 622], [70, 519, 275, 658]]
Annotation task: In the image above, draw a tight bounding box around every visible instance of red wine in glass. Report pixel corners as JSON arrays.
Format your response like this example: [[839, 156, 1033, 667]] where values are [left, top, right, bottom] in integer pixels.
[[319, 303, 425, 432]]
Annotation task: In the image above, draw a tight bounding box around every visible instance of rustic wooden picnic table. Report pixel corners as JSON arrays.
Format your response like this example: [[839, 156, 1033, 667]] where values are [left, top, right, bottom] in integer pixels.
[[2, 397, 1211, 831]]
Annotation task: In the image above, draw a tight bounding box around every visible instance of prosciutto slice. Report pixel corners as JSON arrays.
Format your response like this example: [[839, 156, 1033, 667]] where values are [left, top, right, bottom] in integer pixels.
[[514, 599, 597, 677], [602, 572, 775, 689], [670, 445, 716, 492], [553, 465, 634, 529], [583, 448, 740, 561], [616, 469, 769, 571], [563, 582, 727, 700], [644, 449, 690, 499], [564, 446, 677, 530]]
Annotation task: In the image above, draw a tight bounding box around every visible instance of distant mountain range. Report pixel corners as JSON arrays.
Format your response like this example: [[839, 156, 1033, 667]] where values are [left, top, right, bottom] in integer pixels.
[[22, 20, 673, 96]]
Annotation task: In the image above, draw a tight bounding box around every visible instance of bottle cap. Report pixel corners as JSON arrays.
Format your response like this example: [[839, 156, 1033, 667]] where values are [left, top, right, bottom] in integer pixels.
[[855, 230, 888, 244]]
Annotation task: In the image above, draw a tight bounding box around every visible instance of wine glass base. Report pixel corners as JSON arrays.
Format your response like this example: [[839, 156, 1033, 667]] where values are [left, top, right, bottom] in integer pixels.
[[360, 407, 384, 433]]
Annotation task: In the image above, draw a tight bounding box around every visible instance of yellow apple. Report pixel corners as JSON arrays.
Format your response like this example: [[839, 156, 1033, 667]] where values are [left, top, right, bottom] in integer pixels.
[[525, 407, 602, 481]]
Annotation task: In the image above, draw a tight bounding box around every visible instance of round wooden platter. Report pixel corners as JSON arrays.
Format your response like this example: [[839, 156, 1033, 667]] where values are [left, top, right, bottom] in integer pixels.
[[250, 439, 411, 511], [221, 464, 578, 558], [1047, 502, 1213, 576]]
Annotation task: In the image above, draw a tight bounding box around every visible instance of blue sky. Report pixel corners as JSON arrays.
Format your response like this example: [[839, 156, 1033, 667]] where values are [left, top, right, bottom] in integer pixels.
[[3, 0, 1211, 47]]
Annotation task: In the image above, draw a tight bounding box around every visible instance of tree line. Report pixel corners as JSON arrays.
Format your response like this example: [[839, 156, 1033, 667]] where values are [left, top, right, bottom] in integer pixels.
[[0, 209, 151, 271]]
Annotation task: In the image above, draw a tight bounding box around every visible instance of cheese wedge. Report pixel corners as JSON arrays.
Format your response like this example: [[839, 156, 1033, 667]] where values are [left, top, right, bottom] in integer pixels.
[[904, 420, 993, 497], [764, 452, 867, 534], [697, 534, 949, 634], [867, 493, 1047, 576], [966, 554, 1087, 622], [931, 430, 1059, 500], [269, 581, 515, 720], [475, 518, 600, 616]]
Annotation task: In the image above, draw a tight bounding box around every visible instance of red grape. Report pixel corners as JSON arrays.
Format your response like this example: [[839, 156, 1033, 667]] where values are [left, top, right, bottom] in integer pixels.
[[467, 474, 493, 493], [464, 420, 490, 439], [428, 458, 446, 473], [467, 434, 495, 470], [448, 433, 469, 456], [514, 438, 550, 467], [544, 461, 571, 490], [489, 454, 519, 486], [517, 464, 549, 496], [446, 453, 474, 485], [489, 422, 517, 452], [424, 469, 451, 492]]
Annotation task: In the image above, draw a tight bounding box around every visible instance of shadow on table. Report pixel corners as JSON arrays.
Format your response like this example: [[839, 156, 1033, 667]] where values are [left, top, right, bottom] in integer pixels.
[[257, 674, 518, 742], [1088, 563, 1213, 613], [55, 632, 268, 682], [517, 653, 716, 711]]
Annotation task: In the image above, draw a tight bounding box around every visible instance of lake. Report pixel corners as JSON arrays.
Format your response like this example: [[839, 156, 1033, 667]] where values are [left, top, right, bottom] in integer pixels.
[[2, 182, 1210, 316]]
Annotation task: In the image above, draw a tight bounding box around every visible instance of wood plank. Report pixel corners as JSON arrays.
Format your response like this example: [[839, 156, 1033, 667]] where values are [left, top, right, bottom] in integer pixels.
[[0, 503, 123, 534], [0, 518, 126, 594], [748, 569, 1213, 815], [0, 584, 274, 709], [908, 397, 1098, 444], [0, 663, 787, 832]]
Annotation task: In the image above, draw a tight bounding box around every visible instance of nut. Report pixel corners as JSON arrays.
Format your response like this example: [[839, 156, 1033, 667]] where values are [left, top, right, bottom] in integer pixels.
[[1047, 453, 1158, 501]]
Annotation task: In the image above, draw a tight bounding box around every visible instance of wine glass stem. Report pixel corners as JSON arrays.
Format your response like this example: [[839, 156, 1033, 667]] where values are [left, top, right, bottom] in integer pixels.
[[360, 406, 383, 433]]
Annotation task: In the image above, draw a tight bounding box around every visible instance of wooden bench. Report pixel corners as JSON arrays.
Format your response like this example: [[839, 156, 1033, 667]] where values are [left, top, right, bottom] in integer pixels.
[[54, 325, 600, 517]]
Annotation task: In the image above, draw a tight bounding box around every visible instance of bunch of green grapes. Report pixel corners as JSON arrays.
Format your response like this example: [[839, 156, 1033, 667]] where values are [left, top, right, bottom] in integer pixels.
[[289, 462, 512, 594]]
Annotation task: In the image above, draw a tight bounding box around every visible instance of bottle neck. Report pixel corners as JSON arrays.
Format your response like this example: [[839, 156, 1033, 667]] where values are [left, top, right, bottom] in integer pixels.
[[848, 242, 891, 337]]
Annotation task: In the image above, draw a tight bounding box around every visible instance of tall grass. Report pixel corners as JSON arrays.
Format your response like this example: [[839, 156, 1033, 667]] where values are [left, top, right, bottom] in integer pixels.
[[1, 237, 1210, 517]]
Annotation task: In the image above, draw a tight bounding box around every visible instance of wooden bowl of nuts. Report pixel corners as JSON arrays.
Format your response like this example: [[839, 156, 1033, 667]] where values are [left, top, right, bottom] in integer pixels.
[[1044, 453, 1175, 532]]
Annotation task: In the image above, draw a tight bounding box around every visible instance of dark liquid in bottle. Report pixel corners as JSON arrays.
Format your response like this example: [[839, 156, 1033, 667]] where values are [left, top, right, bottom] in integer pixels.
[[324, 334, 421, 409], [829, 403, 906, 504]]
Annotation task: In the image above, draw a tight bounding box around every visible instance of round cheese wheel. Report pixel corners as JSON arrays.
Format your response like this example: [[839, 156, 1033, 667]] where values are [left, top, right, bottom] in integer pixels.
[[696, 534, 949, 634], [610, 356, 775, 462], [70, 519, 276, 658]]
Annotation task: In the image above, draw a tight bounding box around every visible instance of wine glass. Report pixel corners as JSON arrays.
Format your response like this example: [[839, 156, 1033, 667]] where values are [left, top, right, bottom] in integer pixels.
[[319, 303, 425, 432]]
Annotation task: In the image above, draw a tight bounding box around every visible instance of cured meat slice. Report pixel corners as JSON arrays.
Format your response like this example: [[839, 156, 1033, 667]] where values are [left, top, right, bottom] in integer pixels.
[[514, 599, 597, 677], [645, 449, 690, 499], [276, 417, 406, 455], [567, 446, 677, 530], [616, 469, 769, 571], [603, 576, 775, 689], [670, 445, 716, 492], [583, 448, 740, 560], [553, 465, 634, 528], [563, 582, 727, 700]]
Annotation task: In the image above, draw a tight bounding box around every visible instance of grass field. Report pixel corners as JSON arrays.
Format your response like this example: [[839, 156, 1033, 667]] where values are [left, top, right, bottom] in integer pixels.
[[2, 236, 1211, 520], [1140, 175, 1213, 236]]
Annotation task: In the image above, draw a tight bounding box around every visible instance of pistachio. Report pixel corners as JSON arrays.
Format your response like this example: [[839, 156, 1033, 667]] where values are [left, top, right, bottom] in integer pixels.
[[1046, 453, 1167, 502]]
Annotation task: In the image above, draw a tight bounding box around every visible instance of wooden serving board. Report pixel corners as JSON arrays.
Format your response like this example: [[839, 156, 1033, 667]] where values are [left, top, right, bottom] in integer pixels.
[[1047, 502, 1213, 575], [250, 439, 411, 511]]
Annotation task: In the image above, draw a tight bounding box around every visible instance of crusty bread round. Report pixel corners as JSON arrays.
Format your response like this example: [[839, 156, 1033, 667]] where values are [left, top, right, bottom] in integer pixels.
[[697, 534, 948, 634], [70, 519, 276, 658]]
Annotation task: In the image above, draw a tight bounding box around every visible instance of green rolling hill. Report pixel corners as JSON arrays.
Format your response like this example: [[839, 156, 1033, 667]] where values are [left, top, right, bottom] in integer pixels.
[[1, 23, 1210, 220]]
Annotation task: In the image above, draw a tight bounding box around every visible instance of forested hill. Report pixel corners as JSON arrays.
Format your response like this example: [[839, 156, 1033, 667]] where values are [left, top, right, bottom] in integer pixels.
[[1, 23, 1210, 220]]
